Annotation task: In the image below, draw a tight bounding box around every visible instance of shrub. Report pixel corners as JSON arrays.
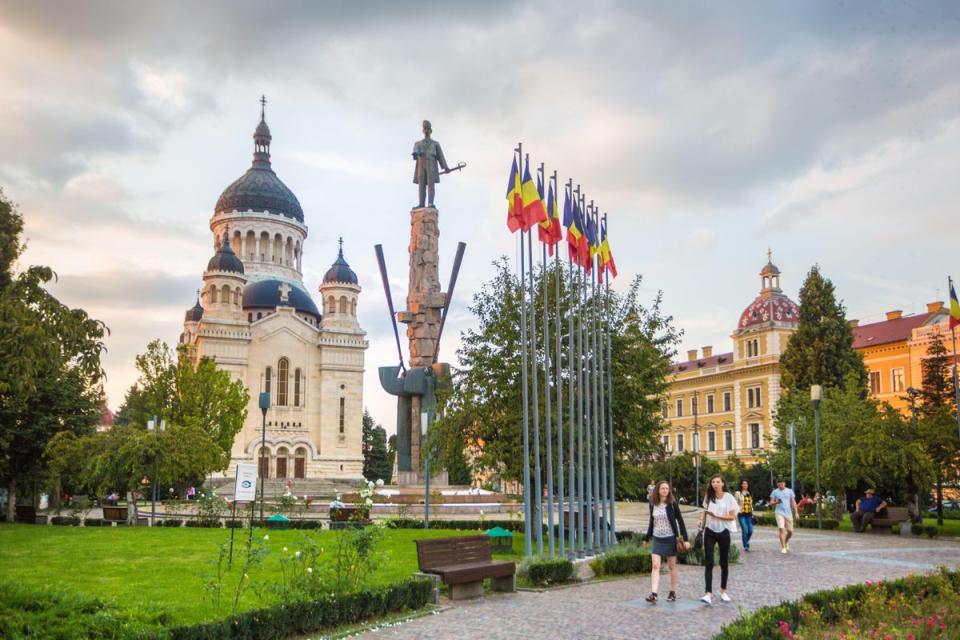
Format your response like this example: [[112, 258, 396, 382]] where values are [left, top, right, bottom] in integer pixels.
[[161, 519, 184, 527], [911, 522, 925, 536], [590, 544, 651, 576], [519, 557, 575, 586], [925, 525, 938, 538], [386, 517, 543, 533], [224, 519, 244, 529], [83, 518, 103, 527], [184, 519, 203, 527], [50, 516, 81, 526]]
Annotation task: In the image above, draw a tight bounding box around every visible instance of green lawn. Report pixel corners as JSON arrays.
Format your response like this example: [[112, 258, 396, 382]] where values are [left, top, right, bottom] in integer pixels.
[[832, 513, 960, 537], [0, 524, 494, 626]]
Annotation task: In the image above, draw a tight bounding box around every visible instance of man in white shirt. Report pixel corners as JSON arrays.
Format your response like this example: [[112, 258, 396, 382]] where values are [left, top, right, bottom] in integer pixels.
[[770, 479, 799, 553]]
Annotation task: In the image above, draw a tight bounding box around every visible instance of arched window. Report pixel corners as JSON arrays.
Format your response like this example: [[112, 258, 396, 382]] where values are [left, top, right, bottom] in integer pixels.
[[339, 296, 348, 313], [210, 285, 218, 303], [276, 447, 289, 479], [285, 237, 293, 266], [234, 287, 241, 304], [294, 447, 307, 479], [246, 230, 256, 261], [339, 397, 346, 433], [260, 231, 270, 261], [248, 313, 253, 322], [273, 234, 283, 264], [264, 366, 272, 394], [277, 358, 289, 406], [327, 296, 336, 314], [351, 299, 357, 316], [221, 284, 231, 304], [294, 368, 301, 407]]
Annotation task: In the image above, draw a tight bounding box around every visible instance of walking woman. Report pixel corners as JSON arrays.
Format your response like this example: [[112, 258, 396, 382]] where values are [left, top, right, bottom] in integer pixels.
[[734, 479, 754, 552], [698, 474, 738, 605], [642, 480, 689, 604]]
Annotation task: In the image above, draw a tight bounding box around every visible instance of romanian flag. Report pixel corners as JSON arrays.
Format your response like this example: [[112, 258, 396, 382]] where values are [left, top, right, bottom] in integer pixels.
[[584, 213, 599, 274], [600, 220, 618, 279], [520, 161, 548, 231], [950, 278, 960, 329], [575, 201, 590, 267], [563, 191, 581, 263], [505, 157, 523, 233], [538, 181, 563, 253]]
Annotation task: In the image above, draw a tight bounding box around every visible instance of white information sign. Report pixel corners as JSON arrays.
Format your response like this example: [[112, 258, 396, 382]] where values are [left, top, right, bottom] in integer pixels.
[[234, 463, 258, 502]]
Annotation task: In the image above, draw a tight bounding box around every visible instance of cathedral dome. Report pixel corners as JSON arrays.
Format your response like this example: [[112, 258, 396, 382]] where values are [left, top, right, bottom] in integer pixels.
[[736, 254, 798, 331], [214, 103, 304, 222], [206, 236, 245, 274], [184, 295, 203, 322], [322, 239, 358, 285], [243, 279, 320, 319]]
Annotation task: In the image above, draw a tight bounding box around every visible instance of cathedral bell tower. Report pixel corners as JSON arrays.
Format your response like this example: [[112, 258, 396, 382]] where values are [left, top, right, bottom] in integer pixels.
[[201, 232, 248, 321], [319, 238, 361, 330]]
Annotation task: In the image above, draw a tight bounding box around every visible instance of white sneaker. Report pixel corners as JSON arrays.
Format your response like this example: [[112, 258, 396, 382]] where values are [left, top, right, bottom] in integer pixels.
[[786, 543, 791, 552], [720, 592, 732, 603], [781, 547, 787, 554], [700, 594, 713, 605]]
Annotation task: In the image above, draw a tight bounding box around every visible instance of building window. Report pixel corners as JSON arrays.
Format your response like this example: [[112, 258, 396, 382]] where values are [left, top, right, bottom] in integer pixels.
[[294, 368, 301, 407], [339, 397, 346, 434], [891, 368, 905, 393], [749, 423, 761, 449], [691, 395, 699, 416], [747, 386, 762, 409], [869, 371, 881, 395], [724, 429, 733, 451], [753, 339, 759, 356], [676, 433, 684, 452], [661, 402, 668, 419], [723, 392, 731, 412], [661, 435, 669, 450], [746, 340, 752, 357], [264, 366, 272, 395], [675, 399, 683, 417], [706, 394, 715, 414], [277, 358, 289, 406], [708, 431, 716, 452]]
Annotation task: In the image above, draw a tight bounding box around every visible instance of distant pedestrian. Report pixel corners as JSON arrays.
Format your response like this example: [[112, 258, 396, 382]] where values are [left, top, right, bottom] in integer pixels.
[[770, 479, 799, 553], [647, 480, 656, 503], [642, 480, 689, 604], [698, 474, 738, 605], [733, 480, 754, 552]]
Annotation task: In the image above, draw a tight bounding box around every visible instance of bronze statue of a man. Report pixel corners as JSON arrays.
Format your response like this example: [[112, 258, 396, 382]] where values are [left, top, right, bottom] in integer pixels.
[[412, 120, 449, 208]]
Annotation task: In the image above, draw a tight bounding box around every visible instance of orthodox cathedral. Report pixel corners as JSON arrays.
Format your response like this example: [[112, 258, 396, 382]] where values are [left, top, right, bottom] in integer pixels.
[[180, 103, 367, 482]]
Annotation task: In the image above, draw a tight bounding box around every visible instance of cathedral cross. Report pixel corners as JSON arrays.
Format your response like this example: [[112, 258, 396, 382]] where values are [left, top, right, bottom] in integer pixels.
[[278, 281, 291, 303]]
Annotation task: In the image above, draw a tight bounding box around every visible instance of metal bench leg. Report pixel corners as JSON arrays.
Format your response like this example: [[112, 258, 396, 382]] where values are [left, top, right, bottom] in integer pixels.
[[491, 574, 516, 592], [448, 581, 484, 600]]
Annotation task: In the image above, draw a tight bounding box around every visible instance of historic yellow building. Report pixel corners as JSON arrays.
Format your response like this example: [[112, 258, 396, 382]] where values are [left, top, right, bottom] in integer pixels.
[[851, 302, 954, 414], [663, 258, 799, 465]]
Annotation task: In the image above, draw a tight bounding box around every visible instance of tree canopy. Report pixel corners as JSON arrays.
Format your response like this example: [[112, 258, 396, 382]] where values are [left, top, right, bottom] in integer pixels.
[[361, 410, 392, 484]]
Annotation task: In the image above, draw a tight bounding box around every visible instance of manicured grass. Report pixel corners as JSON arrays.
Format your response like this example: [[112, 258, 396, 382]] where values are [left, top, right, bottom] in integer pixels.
[[832, 513, 960, 537], [0, 523, 484, 626]]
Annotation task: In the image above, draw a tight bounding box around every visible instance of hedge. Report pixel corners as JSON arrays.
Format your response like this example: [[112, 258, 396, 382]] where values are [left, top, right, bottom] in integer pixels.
[[753, 513, 840, 529], [713, 568, 960, 640], [590, 545, 652, 576], [161, 519, 184, 527], [83, 518, 103, 527], [386, 518, 543, 533], [519, 557, 575, 586], [50, 516, 81, 526], [184, 520, 222, 528], [167, 577, 434, 640]]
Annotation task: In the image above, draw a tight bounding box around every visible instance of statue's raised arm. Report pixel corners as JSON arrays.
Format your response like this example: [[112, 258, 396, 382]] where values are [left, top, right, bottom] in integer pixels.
[[412, 120, 465, 208]]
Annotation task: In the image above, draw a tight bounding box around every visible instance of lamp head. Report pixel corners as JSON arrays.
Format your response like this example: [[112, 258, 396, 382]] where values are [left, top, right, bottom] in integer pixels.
[[810, 384, 822, 402], [259, 392, 271, 411]]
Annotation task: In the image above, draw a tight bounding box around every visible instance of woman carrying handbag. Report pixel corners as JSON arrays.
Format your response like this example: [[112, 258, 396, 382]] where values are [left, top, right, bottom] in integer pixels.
[[642, 480, 689, 604], [698, 474, 738, 605]]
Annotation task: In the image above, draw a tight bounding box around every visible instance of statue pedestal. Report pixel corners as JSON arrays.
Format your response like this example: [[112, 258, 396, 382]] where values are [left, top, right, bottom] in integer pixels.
[[396, 470, 449, 488]]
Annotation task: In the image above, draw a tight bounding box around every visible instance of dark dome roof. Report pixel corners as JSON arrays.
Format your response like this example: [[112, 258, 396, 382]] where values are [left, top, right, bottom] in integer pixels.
[[214, 113, 303, 222], [206, 237, 245, 274], [738, 293, 799, 330], [323, 241, 358, 285], [184, 296, 203, 322], [243, 279, 320, 318]]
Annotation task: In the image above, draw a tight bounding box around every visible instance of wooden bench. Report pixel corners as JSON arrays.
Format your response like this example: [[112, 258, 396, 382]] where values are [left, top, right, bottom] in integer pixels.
[[870, 506, 910, 531], [14, 505, 37, 524], [102, 505, 128, 525], [415, 535, 516, 600]]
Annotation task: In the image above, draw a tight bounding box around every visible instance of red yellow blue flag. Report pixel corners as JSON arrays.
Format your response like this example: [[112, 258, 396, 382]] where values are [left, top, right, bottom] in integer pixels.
[[539, 181, 563, 253], [520, 160, 548, 231], [600, 220, 618, 280], [505, 157, 523, 233], [950, 277, 960, 329]]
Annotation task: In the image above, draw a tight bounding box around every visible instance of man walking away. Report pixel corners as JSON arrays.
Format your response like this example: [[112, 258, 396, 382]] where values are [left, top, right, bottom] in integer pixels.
[[770, 479, 799, 554]]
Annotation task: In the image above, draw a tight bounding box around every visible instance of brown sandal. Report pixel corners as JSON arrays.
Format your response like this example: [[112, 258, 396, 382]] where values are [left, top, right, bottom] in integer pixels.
[[666, 591, 676, 602], [645, 592, 658, 604]]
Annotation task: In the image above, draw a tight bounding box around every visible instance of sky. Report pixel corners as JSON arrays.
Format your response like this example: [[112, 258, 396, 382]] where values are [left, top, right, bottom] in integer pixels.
[[2, 1, 958, 433]]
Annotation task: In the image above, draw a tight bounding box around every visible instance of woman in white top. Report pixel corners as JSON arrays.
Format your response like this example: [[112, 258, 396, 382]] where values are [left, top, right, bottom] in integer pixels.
[[697, 474, 738, 605]]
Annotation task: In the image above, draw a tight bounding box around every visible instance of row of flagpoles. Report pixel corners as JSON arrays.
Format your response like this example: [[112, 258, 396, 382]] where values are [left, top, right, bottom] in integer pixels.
[[506, 143, 618, 559]]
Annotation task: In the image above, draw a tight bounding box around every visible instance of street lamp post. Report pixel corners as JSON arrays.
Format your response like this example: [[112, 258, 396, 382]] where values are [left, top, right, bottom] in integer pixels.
[[693, 391, 700, 505], [258, 392, 270, 524], [147, 417, 166, 526], [789, 421, 797, 497], [810, 385, 822, 530], [907, 387, 920, 515]]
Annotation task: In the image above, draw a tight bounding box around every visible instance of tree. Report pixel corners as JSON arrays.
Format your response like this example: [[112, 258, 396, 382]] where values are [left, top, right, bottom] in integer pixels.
[[115, 340, 247, 463], [780, 266, 866, 393], [427, 258, 680, 496], [361, 410, 391, 483], [0, 190, 108, 521], [917, 329, 959, 524]]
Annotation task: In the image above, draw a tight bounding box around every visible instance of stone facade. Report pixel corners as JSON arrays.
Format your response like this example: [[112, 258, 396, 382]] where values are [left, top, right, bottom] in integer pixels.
[[180, 108, 367, 482]]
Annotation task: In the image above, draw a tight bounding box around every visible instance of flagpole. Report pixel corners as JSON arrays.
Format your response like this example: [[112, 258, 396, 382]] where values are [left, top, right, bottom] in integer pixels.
[[579, 190, 595, 555], [575, 184, 586, 558], [516, 144, 532, 558], [526, 154, 544, 556], [604, 212, 617, 545], [589, 201, 602, 553], [566, 180, 577, 562], [554, 170, 565, 558], [539, 162, 555, 556], [594, 205, 609, 549], [951, 277, 960, 442]]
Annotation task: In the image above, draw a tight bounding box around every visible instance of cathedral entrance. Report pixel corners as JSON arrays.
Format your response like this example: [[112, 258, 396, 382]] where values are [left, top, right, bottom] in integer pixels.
[[276, 447, 288, 478], [294, 448, 306, 478]]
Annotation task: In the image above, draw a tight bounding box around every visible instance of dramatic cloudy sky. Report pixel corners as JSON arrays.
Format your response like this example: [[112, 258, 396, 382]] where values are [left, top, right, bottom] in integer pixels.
[[2, 1, 958, 431]]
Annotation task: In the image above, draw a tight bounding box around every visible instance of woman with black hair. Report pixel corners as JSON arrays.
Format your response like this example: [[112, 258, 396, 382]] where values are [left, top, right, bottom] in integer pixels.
[[641, 480, 689, 604], [697, 474, 738, 605]]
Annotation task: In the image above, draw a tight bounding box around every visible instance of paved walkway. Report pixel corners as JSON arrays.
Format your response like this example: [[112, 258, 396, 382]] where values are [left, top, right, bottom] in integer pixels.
[[354, 527, 960, 640]]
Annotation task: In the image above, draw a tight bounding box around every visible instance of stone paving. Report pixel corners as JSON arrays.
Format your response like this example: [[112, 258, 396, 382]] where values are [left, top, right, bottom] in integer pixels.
[[354, 526, 960, 640]]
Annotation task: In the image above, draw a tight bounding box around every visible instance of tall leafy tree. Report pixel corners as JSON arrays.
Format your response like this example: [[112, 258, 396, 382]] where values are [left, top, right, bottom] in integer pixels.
[[780, 266, 866, 392], [426, 257, 679, 496], [917, 330, 959, 524], [361, 410, 392, 483], [0, 190, 107, 521]]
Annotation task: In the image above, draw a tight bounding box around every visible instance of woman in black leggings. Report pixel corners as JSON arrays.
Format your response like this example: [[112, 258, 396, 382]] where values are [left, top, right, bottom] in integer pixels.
[[697, 474, 739, 605]]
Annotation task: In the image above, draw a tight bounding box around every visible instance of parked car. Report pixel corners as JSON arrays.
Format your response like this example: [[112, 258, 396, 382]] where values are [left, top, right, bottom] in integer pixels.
[[927, 500, 960, 513]]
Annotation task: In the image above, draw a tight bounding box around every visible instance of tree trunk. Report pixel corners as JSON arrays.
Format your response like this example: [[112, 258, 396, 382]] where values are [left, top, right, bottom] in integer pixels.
[[6, 478, 15, 522], [126, 491, 138, 525], [936, 477, 944, 526]]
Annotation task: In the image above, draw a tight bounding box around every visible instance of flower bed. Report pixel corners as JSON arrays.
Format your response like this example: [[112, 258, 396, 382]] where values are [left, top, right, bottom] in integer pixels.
[[713, 569, 960, 640]]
